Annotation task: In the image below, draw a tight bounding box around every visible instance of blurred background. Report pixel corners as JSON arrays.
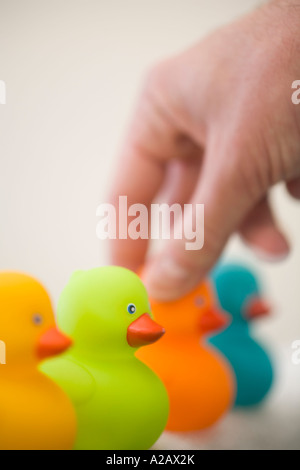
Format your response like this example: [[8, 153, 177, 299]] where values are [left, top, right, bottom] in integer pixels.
[[0, 0, 299, 449]]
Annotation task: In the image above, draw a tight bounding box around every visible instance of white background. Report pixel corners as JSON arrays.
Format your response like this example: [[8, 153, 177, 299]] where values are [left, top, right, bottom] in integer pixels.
[[0, 0, 299, 449]]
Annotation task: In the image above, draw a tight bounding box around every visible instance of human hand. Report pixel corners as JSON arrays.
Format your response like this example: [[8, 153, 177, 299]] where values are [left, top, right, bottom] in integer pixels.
[[109, 0, 300, 301]]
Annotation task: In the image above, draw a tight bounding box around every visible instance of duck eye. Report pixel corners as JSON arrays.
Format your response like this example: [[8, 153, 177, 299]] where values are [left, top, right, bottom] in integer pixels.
[[127, 304, 136, 314], [32, 314, 43, 325], [195, 296, 205, 307]]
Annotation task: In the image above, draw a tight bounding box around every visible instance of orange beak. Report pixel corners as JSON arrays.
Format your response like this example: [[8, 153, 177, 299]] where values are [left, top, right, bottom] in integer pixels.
[[245, 297, 271, 320], [127, 313, 165, 348], [199, 308, 229, 335], [37, 327, 73, 359]]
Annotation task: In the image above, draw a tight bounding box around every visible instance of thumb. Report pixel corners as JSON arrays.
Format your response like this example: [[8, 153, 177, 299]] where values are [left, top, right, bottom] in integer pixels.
[[142, 143, 260, 301]]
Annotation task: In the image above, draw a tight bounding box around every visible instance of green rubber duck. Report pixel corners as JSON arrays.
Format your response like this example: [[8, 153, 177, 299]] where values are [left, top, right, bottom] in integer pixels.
[[40, 266, 169, 450]]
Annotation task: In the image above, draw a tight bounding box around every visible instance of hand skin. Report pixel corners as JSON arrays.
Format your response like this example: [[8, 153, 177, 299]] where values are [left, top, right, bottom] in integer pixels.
[[109, 0, 300, 301]]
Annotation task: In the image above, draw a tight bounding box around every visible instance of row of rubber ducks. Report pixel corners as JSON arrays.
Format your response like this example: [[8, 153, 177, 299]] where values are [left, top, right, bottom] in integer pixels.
[[0, 263, 274, 450]]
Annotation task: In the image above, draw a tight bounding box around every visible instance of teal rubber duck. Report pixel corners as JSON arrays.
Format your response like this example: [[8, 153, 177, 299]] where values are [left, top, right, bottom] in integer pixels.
[[209, 262, 274, 407], [41, 266, 169, 450]]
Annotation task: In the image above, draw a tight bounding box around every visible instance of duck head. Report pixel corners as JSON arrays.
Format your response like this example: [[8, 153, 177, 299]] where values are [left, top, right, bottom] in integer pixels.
[[147, 279, 229, 337], [55, 267, 165, 355], [0, 272, 72, 367], [211, 263, 271, 325]]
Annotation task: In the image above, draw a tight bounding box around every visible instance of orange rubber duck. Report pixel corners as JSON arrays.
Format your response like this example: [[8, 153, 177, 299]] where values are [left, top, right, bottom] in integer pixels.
[[0, 272, 77, 450], [136, 279, 236, 431]]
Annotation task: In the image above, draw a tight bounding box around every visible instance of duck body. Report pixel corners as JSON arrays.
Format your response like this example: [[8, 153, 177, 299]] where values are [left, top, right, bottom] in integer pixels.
[[209, 263, 274, 407], [0, 272, 76, 450], [210, 324, 273, 406], [137, 281, 235, 431], [44, 350, 168, 450], [138, 335, 234, 431], [0, 367, 76, 450], [41, 267, 169, 450]]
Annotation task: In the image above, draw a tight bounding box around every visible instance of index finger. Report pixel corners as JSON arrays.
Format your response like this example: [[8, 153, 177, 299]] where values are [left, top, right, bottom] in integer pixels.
[[109, 137, 167, 271]]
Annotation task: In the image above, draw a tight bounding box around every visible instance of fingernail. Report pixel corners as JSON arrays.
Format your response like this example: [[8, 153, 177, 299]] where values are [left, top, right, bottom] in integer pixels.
[[143, 257, 195, 301]]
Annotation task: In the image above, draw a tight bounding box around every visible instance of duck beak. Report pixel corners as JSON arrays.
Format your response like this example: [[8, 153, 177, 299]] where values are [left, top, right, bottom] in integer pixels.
[[245, 297, 271, 320], [37, 327, 73, 359], [199, 308, 229, 334], [127, 313, 165, 348]]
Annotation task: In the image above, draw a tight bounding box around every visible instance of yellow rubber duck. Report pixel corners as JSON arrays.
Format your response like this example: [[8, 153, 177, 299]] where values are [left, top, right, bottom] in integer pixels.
[[0, 272, 77, 450]]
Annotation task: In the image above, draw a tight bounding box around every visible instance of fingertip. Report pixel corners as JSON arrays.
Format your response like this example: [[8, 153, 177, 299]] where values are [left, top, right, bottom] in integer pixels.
[[142, 256, 204, 301], [286, 178, 300, 200], [239, 196, 291, 262], [243, 228, 290, 262]]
